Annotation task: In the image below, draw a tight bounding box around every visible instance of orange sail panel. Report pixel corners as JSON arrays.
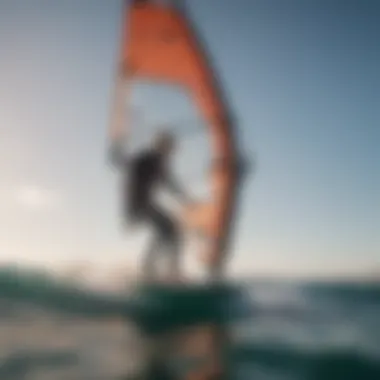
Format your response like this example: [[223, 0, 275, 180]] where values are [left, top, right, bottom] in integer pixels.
[[121, 0, 239, 273]]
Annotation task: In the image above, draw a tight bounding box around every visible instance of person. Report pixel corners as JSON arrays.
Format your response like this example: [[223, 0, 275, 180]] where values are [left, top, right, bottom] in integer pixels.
[[109, 130, 191, 282]]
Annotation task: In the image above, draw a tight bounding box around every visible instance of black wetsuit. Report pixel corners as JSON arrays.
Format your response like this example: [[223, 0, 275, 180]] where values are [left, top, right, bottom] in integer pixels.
[[127, 150, 165, 219], [110, 143, 184, 279]]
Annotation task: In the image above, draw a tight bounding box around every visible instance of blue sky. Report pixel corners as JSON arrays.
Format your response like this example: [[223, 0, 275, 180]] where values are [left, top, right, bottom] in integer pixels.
[[0, 0, 379, 279]]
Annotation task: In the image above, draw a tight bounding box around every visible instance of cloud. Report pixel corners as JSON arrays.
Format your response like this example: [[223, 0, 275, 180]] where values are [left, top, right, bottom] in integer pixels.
[[13, 185, 62, 211]]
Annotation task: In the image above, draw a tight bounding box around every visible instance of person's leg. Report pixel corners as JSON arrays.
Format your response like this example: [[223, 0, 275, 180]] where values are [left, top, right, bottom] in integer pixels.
[[142, 232, 163, 282], [146, 205, 181, 280]]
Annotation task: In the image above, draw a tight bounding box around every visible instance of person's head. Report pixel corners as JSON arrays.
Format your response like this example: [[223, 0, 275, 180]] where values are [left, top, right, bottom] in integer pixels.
[[153, 130, 176, 155]]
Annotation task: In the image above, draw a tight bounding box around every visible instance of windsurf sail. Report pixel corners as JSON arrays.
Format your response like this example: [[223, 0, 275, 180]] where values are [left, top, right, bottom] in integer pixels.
[[110, 0, 244, 279]]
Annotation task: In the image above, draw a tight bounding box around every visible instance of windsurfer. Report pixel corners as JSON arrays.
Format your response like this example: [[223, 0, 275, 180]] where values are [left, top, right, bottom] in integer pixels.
[[110, 130, 192, 281]]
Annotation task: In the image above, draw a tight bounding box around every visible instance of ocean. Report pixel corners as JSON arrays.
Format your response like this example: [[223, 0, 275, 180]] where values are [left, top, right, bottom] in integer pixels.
[[0, 266, 379, 380]]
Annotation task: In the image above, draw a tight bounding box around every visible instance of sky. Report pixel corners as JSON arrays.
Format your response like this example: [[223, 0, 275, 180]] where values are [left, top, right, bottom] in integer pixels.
[[0, 0, 379, 280]]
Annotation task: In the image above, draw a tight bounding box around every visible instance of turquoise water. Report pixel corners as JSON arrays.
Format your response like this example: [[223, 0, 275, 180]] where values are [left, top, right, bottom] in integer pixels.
[[0, 266, 379, 379]]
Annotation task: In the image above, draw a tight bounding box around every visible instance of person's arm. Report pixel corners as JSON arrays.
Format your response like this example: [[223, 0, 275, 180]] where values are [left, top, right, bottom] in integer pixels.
[[108, 67, 130, 169], [164, 168, 191, 204]]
